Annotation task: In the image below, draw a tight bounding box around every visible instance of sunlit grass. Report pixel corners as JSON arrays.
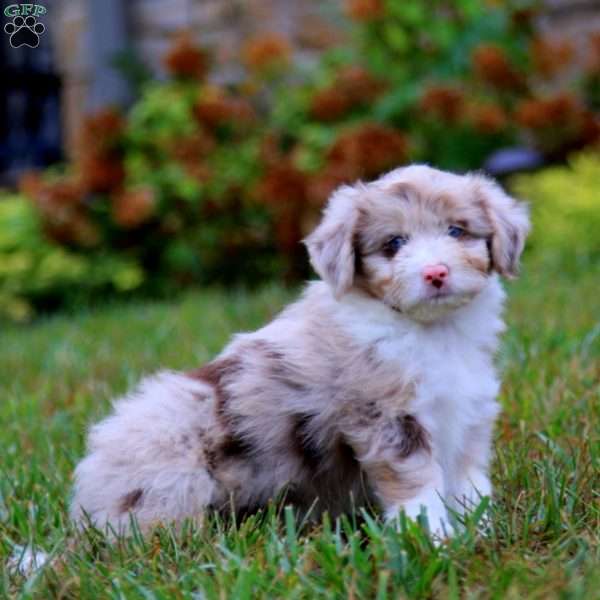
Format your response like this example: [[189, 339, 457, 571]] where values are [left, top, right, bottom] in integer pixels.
[[1, 256, 599, 599]]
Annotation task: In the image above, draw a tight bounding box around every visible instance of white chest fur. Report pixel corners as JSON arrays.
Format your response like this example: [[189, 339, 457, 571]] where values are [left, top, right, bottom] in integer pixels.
[[408, 335, 500, 489], [331, 279, 506, 495]]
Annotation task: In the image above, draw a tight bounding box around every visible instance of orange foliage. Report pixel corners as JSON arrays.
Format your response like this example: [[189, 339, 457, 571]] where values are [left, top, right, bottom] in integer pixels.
[[310, 66, 385, 122], [170, 132, 216, 165], [19, 174, 100, 247], [515, 93, 600, 153], [336, 66, 386, 104], [587, 33, 600, 74], [242, 33, 292, 73], [531, 36, 574, 79], [472, 44, 524, 90], [310, 88, 352, 122], [111, 186, 156, 229], [420, 85, 465, 123], [468, 103, 508, 134], [255, 161, 307, 207], [515, 93, 581, 129], [345, 0, 385, 21], [510, 7, 538, 30], [327, 123, 408, 178], [77, 109, 125, 193], [194, 88, 256, 131], [79, 108, 124, 153], [254, 161, 308, 257], [78, 155, 125, 194], [163, 32, 209, 80], [307, 163, 359, 206]]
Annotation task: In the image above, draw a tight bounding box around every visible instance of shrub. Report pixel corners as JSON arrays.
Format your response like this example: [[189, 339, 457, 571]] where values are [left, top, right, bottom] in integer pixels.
[[9, 1, 600, 318], [0, 194, 143, 322], [511, 153, 600, 260]]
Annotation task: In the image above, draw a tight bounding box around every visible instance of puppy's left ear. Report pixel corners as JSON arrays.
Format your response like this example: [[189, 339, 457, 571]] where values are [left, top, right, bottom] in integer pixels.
[[475, 176, 530, 278], [304, 183, 362, 298]]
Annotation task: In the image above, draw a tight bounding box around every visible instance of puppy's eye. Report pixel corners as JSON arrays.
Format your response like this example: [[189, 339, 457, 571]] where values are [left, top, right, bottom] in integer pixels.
[[382, 235, 408, 257], [448, 225, 466, 239]]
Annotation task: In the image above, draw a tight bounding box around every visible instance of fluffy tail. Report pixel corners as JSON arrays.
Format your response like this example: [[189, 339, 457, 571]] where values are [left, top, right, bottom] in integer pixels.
[[70, 371, 219, 533]]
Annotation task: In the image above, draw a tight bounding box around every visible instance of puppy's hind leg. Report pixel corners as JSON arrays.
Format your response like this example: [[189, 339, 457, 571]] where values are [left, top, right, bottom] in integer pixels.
[[71, 372, 222, 534]]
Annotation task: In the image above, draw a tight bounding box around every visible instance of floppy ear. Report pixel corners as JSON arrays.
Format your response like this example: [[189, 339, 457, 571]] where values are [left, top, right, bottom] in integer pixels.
[[304, 184, 362, 298], [475, 176, 530, 278]]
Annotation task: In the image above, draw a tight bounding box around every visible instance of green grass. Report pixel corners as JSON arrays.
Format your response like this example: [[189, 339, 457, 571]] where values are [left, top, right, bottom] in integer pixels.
[[1, 256, 599, 599]]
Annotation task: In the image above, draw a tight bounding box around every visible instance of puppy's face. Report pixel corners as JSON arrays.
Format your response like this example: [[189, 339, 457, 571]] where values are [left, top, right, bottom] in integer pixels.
[[305, 165, 530, 323]]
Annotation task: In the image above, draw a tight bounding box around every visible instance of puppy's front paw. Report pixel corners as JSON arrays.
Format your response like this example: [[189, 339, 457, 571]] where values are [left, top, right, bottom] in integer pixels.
[[386, 492, 453, 539], [453, 471, 492, 535], [455, 470, 491, 512]]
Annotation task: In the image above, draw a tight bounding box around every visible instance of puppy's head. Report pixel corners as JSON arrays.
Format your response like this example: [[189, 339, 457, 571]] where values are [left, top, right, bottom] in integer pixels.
[[305, 165, 530, 323]]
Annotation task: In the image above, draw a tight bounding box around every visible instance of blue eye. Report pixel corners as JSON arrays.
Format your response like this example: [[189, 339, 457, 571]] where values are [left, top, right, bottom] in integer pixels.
[[382, 235, 408, 257], [448, 225, 466, 239]]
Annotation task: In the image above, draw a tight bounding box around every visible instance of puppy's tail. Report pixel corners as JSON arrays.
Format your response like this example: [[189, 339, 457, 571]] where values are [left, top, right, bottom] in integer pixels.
[[70, 371, 219, 534]]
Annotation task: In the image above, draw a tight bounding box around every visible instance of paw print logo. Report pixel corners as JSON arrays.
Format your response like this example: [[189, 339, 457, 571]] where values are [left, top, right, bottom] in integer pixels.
[[4, 15, 45, 48]]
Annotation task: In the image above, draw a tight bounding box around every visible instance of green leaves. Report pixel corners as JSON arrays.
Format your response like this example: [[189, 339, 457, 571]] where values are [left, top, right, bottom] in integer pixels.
[[511, 153, 600, 261], [127, 83, 197, 145], [0, 194, 144, 322]]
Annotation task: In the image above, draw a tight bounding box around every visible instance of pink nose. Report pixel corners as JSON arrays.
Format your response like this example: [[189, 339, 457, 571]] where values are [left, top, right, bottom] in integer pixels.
[[422, 264, 449, 289]]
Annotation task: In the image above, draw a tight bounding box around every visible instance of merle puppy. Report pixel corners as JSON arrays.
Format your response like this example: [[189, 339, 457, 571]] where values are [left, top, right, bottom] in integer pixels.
[[71, 165, 529, 537]]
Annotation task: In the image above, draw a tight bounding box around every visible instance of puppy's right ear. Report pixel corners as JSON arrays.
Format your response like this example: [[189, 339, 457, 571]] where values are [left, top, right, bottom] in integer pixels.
[[304, 184, 362, 298]]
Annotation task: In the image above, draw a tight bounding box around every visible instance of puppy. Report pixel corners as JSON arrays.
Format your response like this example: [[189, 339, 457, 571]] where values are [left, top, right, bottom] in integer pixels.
[[71, 165, 529, 537]]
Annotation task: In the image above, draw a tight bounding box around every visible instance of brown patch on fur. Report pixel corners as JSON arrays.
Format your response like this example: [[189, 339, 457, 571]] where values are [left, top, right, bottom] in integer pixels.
[[435, 193, 461, 214], [353, 231, 365, 278], [363, 345, 383, 369], [387, 181, 420, 202], [203, 430, 255, 480], [191, 356, 253, 476], [291, 422, 363, 514], [188, 356, 242, 422], [220, 433, 254, 458], [395, 414, 431, 458], [353, 275, 381, 302], [252, 340, 308, 392], [324, 225, 347, 282], [250, 339, 284, 361], [463, 252, 489, 274], [204, 445, 218, 474], [367, 463, 422, 506], [188, 356, 241, 388], [352, 221, 392, 301], [353, 210, 401, 256], [291, 413, 359, 485], [485, 238, 493, 267], [476, 195, 501, 273], [291, 413, 323, 470], [358, 400, 383, 423], [119, 489, 143, 513], [386, 185, 464, 223], [349, 403, 428, 510], [507, 228, 519, 272], [367, 276, 392, 298]]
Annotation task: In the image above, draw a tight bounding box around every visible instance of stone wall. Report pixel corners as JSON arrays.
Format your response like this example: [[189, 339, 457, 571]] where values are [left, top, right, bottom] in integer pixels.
[[48, 0, 600, 157], [49, 0, 344, 157]]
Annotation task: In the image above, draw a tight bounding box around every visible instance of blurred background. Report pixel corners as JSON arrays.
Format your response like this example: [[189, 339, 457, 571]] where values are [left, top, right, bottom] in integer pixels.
[[1, 0, 600, 322]]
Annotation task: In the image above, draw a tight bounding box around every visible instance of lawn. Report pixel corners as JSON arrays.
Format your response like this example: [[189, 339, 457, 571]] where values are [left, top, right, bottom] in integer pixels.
[[1, 253, 599, 599]]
